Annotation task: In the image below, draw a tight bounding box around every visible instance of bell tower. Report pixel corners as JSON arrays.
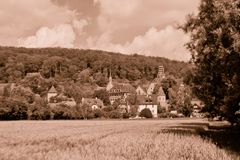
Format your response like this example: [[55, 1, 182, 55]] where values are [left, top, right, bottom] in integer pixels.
[[106, 70, 113, 91], [157, 65, 165, 79]]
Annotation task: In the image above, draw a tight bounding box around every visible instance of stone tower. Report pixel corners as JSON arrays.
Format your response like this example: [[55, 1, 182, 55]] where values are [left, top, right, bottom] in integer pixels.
[[157, 65, 165, 79]]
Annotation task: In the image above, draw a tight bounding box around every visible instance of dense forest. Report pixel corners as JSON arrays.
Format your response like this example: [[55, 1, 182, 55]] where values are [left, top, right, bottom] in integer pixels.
[[0, 46, 191, 84], [0, 46, 193, 120]]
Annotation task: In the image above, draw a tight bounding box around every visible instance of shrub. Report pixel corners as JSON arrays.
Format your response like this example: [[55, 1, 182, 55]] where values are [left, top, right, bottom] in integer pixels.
[[122, 112, 130, 119], [92, 109, 106, 118], [51, 104, 76, 119], [158, 112, 170, 118], [108, 110, 122, 119], [102, 106, 114, 112], [139, 108, 153, 118], [158, 112, 179, 118], [158, 106, 167, 114], [30, 105, 51, 120], [0, 98, 28, 120]]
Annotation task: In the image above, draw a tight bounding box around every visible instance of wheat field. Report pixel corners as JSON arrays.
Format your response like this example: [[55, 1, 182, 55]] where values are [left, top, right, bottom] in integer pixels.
[[0, 119, 238, 160]]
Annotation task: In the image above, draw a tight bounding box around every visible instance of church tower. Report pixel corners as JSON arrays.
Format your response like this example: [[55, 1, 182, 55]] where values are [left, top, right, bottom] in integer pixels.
[[106, 70, 113, 91], [157, 65, 165, 79]]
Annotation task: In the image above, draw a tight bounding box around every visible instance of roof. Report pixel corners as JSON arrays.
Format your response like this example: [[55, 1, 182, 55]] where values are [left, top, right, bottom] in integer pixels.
[[48, 86, 57, 93], [136, 85, 147, 95], [158, 87, 165, 96], [25, 72, 43, 78], [109, 83, 135, 93], [82, 98, 104, 107], [136, 95, 158, 105]]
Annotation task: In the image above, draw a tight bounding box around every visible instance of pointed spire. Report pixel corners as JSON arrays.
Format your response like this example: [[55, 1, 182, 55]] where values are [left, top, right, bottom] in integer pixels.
[[48, 86, 57, 93], [106, 69, 113, 91], [109, 69, 112, 82]]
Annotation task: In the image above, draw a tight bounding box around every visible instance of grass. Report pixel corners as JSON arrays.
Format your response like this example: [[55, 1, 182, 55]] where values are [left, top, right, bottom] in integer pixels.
[[0, 119, 239, 160]]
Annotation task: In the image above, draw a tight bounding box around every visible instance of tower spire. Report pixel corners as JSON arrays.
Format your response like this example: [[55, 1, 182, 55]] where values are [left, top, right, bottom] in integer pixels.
[[106, 69, 113, 91], [109, 69, 112, 82]]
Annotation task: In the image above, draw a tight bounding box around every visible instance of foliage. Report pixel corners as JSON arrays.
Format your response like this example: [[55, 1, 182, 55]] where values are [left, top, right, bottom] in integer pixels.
[[29, 96, 51, 120], [93, 89, 110, 105], [0, 47, 191, 84], [178, 106, 192, 117], [158, 106, 167, 114], [92, 109, 106, 119], [51, 104, 76, 119], [77, 103, 93, 119], [129, 105, 138, 117], [108, 110, 122, 119], [175, 85, 192, 116], [139, 108, 153, 118], [0, 98, 28, 120], [160, 76, 177, 99], [182, 0, 240, 124]]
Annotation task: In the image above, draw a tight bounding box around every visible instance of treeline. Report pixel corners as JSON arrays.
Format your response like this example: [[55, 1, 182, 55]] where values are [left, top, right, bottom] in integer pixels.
[[0, 97, 138, 120], [0, 46, 191, 84]]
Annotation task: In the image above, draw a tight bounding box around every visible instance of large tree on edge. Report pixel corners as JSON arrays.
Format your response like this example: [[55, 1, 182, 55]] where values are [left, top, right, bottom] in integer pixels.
[[182, 0, 240, 124]]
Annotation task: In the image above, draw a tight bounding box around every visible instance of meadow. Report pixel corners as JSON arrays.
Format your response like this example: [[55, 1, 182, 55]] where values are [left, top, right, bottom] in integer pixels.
[[0, 119, 239, 160]]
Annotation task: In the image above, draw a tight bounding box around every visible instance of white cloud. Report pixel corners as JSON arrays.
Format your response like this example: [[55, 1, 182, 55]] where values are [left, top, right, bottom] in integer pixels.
[[86, 26, 191, 61], [96, 0, 140, 17], [0, 0, 76, 46], [0, 0, 199, 61], [18, 24, 76, 48], [72, 19, 88, 35]]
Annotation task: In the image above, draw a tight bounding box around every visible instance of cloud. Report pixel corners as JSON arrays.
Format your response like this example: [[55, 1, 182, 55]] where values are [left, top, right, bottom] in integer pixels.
[[0, 0, 200, 61], [18, 24, 76, 48], [0, 0, 75, 46], [86, 26, 191, 61], [95, 0, 199, 43], [72, 19, 88, 36]]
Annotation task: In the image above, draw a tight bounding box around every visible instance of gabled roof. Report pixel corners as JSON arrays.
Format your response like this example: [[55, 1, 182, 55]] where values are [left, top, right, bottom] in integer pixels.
[[136, 95, 158, 105], [109, 83, 135, 93], [158, 87, 166, 96], [48, 86, 57, 93], [136, 85, 147, 95]]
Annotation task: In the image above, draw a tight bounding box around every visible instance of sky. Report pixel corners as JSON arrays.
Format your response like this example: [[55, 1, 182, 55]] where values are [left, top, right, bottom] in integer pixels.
[[0, 0, 200, 61]]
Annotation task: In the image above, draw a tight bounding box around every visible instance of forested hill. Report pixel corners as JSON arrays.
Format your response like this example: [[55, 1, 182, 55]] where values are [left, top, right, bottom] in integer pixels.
[[0, 46, 191, 84]]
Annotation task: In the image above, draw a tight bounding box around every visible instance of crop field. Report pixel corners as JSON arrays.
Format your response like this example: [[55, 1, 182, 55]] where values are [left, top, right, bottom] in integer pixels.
[[0, 119, 239, 160]]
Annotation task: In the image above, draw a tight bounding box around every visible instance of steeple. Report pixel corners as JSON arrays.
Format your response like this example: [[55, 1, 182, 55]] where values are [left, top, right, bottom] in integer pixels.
[[109, 70, 112, 83], [106, 70, 113, 91]]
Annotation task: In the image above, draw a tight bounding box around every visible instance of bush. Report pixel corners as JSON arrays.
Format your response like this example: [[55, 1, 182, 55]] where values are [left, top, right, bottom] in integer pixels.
[[102, 106, 114, 112], [51, 104, 76, 119], [158, 112, 179, 118], [92, 109, 106, 118], [158, 112, 170, 118], [158, 106, 167, 114], [122, 112, 131, 119], [108, 110, 122, 119], [0, 98, 28, 120], [139, 108, 153, 118], [30, 105, 51, 120]]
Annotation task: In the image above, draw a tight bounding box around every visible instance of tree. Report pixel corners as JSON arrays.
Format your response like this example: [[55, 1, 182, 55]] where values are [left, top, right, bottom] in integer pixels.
[[160, 76, 177, 99], [64, 83, 83, 104], [0, 98, 28, 120], [29, 95, 51, 120], [93, 89, 110, 105], [78, 103, 92, 119], [182, 0, 240, 123], [139, 108, 153, 118]]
